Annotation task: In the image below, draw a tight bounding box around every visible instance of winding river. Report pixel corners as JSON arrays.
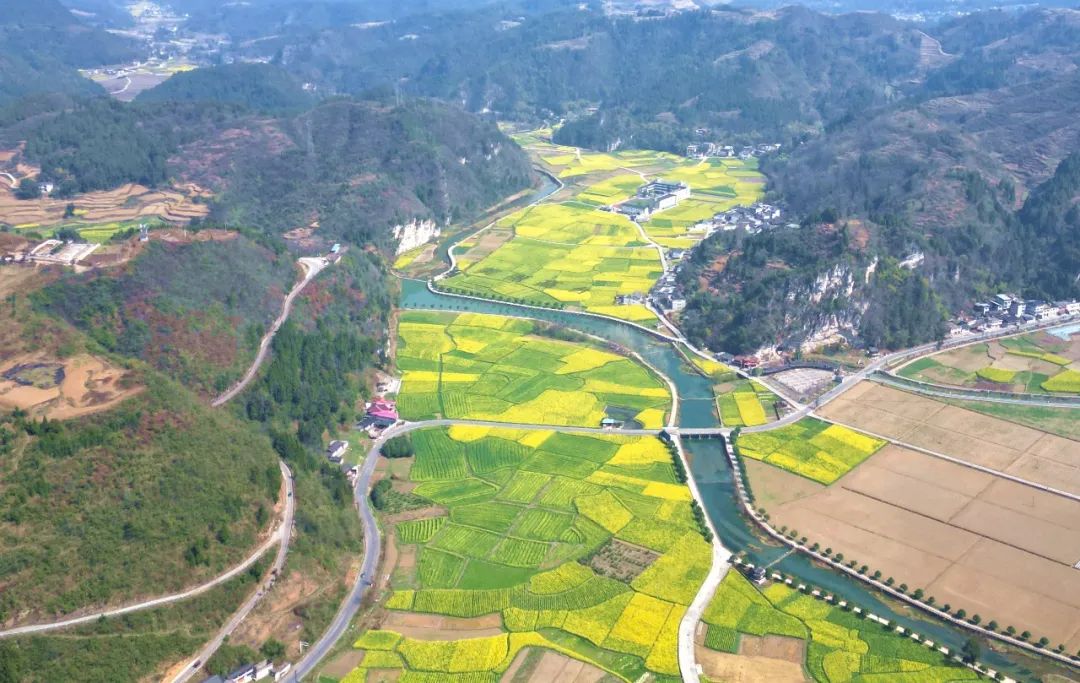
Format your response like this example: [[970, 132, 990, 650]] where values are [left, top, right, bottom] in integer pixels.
[[401, 277, 1040, 679]]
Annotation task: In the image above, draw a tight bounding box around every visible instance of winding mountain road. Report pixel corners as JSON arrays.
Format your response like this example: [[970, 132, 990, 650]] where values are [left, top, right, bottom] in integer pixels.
[[0, 461, 294, 640], [212, 256, 330, 407]]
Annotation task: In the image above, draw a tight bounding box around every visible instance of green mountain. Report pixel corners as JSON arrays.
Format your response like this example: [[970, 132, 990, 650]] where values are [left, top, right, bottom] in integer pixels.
[[0, 0, 138, 105], [136, 63, 315, 113]]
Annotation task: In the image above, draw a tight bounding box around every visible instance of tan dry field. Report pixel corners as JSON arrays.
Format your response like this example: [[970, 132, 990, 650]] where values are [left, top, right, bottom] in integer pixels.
[[817, 382, 1080, 495], [756, 439, 1080, 649], [694, 644, 807, 683], [0, 353, 141, 419], [381, 612, 504, 640], [0, 181, 209, 227], [500, 648, 608, 683]]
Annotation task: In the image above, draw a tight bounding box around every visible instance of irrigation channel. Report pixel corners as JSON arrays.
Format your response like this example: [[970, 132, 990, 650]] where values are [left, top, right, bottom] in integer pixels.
[[400, 277, 1046, 681]]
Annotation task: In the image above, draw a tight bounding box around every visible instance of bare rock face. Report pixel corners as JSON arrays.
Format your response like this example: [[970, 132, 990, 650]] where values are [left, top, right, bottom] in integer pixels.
[[393, 218, 441, 255]]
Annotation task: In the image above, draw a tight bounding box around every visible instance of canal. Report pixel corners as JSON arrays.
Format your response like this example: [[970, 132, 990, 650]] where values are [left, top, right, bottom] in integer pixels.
[[400, 277, 1042, 680]]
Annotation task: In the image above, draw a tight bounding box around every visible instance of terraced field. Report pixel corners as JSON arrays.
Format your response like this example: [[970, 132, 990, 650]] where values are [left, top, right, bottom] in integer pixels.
[[396, 311, 671, 428], [698, 571, 977, 683], [344, 425, 711, 681], [898, 329, 1080, 394]]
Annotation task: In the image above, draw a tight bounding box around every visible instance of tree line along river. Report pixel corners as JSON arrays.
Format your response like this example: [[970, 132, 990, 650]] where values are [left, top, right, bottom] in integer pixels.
[[399, 277, 1040, 680]]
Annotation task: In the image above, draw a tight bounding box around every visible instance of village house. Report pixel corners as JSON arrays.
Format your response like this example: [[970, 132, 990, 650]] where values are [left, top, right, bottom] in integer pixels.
[[326, 440, 348, 463]]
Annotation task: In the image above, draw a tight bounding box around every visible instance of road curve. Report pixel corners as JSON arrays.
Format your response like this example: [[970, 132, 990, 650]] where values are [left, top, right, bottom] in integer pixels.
[[284, 425, 386, 682], [172, 460, 296, 683], [212, 257, 329, 407], [0, 461, 294, 640]]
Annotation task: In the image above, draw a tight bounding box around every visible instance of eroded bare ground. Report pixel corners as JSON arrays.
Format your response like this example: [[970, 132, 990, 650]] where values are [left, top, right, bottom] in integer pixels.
[[0, 352, 142, 419]]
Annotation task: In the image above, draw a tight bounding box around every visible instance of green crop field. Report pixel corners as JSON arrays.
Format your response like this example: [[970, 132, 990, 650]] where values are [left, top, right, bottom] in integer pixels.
[[897, 330, 1080, 394], [717, 379, 778, 427], [343, 425, 711, 681], [700, 572, 978, 683], [735, 418, 886, 484], [442, 201, 662, 323], [396, 311, 670, 428], [441, 135, 764, 323]]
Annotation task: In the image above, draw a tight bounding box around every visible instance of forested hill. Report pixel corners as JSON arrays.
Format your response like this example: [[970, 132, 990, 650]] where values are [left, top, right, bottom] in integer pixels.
[[2, 94, 533, 248], [221, 5, 930, 147], [135, 63, 315, 114], [0, 0, 138, 105], [199, 98, 534, 246]]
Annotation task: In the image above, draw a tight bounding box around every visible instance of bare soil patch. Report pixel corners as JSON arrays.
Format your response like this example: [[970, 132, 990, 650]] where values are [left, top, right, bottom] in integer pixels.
[[738, 634, 806, 663], [383, 506, 447, 524], [519, 650, 607, 683], [818, 382, 1080, 494], [587, 538, 659, 582], [742, 458, 824, 507], [0, 353, 141, 419], [322, 650, 366, 679], [381, 612, 504, 640], [696, 643, 808, 683]]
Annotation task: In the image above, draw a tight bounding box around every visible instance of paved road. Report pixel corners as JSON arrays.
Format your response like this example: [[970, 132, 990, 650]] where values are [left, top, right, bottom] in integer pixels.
[[212, 256, 329, 407], [873, 373, 1080, 407], [172, 461, 296, 683], [284, 426, 387, 683], [0, 462, 294, 641]]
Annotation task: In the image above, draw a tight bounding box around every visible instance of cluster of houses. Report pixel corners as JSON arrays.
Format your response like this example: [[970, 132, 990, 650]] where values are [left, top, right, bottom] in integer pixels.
[[685, 142, 782, 160], [613, 179, 691, 222], [711, 202, 789, 235], [1, 238, 99, 267], [952, 293, 1080, 335], [357, 397, 399, 436], [201, 659, 290, 683]]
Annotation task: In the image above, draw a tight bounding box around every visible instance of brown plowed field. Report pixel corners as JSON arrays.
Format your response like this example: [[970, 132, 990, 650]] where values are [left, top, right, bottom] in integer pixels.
[[0, 181, 209, 227], [752, 416, 1080, 649], [817, 382, 1080, 494]]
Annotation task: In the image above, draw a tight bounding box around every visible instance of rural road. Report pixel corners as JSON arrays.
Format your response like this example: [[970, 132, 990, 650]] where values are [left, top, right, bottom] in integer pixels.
[[212, 256, 329, 407], [0, 172, 15, 189], [873, 373, 1080, 407], [172, 461, 296, 683], [284, 425, 386, 683], [0, 461, 294, 641]]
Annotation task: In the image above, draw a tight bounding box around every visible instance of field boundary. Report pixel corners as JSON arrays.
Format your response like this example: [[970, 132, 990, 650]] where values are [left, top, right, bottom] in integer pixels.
[[875, 371, 1080, 407], [724, 430, 1080, 672]]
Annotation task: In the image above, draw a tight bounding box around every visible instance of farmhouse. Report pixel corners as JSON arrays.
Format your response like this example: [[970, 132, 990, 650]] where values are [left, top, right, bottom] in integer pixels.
[[638, 178, 691, 203], [326, 440, 348, 463]]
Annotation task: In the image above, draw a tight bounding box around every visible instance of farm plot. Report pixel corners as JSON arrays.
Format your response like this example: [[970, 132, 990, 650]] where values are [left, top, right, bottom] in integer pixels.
[[442, 202, 661, 323], [697, 571, 977, 683], [348, 426, 712, 681], [396, 311, 671, 428], [716, 379, 779, 428], [735, 418, 886, 484], [898, 329, 1080, 394], [818, 382, 1080, 495], [751, 440, 1080, 653]]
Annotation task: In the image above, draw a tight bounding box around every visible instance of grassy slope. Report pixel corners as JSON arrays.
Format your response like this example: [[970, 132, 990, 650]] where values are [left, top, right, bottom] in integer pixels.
[[0, 378, 280, 622], [0, 557, 269, 683]]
